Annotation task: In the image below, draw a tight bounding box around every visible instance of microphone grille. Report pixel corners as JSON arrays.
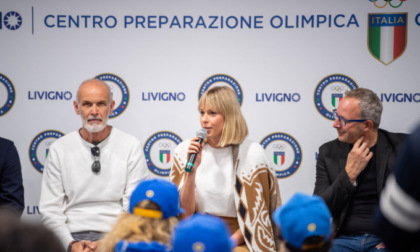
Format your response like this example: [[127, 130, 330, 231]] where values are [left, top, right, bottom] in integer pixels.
[[196, 128, 207, 139]]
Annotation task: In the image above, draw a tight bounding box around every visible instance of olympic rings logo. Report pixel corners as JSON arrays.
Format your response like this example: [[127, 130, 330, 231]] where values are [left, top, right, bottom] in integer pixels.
[[330, 86, 344, 92], [272, 144, 286, 150], [158, 142, 171, 148], [370, 0, 406, 8]]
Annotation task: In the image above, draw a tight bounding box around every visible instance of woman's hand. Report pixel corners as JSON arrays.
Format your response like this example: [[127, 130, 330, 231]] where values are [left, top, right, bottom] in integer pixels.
[[187, 137, 204, 173], [230, 229, 245, 247], [180, 137, 204, 218]]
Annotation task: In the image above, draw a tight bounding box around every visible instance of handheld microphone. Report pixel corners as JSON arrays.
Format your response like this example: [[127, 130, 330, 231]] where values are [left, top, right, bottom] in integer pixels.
[[185, 128, 207, 172]]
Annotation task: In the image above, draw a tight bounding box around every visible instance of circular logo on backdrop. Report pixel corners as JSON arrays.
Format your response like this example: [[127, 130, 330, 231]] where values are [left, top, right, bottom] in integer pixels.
[[29, 130, 64, 173], [3, 11, 23, 30], [198, 74, 243, 106], [0, 74, 15, 117], [95, 73, 129, 118], [144, 131, 183, 177], [314, 74, 358, 120], [260, 132, 302, 179]]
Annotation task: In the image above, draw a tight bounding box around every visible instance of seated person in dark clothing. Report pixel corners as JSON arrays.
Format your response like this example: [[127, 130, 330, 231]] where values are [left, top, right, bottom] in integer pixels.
[[0, 137, 24, 216], [314, 88, 406, 252], [0, 210, 63, 252], [375, 124, 420, 252]]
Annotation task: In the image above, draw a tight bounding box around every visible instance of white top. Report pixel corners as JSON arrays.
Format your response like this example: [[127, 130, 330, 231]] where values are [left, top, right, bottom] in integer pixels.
[[39, 127, 150, 248], [171, 139, 282, 251], [182, 143, 236, 217]]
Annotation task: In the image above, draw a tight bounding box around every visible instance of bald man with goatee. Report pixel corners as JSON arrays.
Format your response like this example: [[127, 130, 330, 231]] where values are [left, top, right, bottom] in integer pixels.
[[40, 79, 150, 252]]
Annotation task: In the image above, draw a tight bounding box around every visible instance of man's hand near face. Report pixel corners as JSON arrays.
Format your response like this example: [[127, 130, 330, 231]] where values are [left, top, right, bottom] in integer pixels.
[[345, 136, 373, 183]]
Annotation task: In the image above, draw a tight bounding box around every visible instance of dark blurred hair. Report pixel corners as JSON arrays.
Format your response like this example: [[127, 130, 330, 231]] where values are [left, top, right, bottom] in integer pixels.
[[277, 224, 335, 252], [285, 236, 332, 252], [0, 211, 64, 252]]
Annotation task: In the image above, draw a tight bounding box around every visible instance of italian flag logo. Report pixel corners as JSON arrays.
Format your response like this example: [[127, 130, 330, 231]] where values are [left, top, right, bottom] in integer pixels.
[[159, 150, 171, 165], [368, 13, 407, 65]]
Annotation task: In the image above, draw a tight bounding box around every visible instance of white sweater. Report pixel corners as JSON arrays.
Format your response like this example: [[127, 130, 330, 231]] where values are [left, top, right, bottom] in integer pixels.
[[39, 128, 150, 248]]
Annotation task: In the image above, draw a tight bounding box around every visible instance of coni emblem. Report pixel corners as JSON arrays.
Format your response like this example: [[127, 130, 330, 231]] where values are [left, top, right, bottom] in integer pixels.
[[29, 130, 64, 173], [314, 74, 358, 121], [260, 132, 302, 179], [143, 131, 183, 177], [0, 73, 16, 117], [198, 74, 243, 106], [95, 73, 130, 118]]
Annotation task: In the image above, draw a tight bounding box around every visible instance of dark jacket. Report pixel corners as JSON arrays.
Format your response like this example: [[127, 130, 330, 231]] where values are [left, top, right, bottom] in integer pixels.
[[0, 137, 24, 215], [313, 129, 406, 235], [375, 125, 420, 252]]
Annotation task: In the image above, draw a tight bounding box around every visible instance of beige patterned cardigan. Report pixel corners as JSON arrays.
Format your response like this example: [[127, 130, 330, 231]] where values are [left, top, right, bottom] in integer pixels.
[[170, 139, 284, 252]]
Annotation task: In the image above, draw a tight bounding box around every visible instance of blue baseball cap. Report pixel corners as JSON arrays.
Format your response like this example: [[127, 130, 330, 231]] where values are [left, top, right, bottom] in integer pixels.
[[273, 193, 332, 250], [129, 179, 184, 219], [114, 241, 169, 252], [172, 214, 234, 252]]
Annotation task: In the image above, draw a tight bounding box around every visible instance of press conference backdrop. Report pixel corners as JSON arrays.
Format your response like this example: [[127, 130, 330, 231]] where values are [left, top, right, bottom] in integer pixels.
[[1, 0, 419, 221]]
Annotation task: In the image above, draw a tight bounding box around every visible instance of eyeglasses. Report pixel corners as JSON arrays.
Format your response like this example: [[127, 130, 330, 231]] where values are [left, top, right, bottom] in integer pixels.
[[333, 109, 367, 127], [91, 147, 101, 173]]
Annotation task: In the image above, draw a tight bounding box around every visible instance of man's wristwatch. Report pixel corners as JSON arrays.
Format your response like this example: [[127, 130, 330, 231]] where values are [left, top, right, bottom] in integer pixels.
[[352, 179, 358, 187], [67, 240, 77, 252]]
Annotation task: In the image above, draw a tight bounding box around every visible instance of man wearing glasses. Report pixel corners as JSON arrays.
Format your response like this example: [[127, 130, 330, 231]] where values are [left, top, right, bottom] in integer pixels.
[[314, 88, 406, 252], [39, 79, 150, 252]]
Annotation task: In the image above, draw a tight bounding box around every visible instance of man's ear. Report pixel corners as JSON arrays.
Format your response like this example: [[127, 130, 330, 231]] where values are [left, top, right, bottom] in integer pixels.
[[364, 120, 374, 132], [108, 100, 115, 115], [74, 100, 80, 115]]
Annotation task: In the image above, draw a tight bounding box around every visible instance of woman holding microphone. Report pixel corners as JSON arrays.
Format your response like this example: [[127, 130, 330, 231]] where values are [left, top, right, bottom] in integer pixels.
[[170, 86, 283, 252]]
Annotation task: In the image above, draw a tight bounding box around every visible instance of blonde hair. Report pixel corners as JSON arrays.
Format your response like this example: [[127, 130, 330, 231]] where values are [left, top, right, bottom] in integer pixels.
[[199, 86, 248, 147], [99, 200, 178, 252]]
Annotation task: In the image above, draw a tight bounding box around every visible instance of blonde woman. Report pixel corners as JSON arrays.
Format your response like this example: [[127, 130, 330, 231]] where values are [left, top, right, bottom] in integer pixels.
[[170, 86, 283, 252], [100, 179, 182, 252]]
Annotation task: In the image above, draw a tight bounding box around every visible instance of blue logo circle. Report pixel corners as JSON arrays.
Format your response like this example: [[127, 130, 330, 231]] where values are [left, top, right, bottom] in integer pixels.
[[314, 74, 358, 120], [198, 74, 243, 106], [29, 130, 64, 173], [144, 131, 183, 177], [0, 74, 16, 117], [260, 132, 302, 179], [4, 11, 23, 30], [95, 73, 129, 118]]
